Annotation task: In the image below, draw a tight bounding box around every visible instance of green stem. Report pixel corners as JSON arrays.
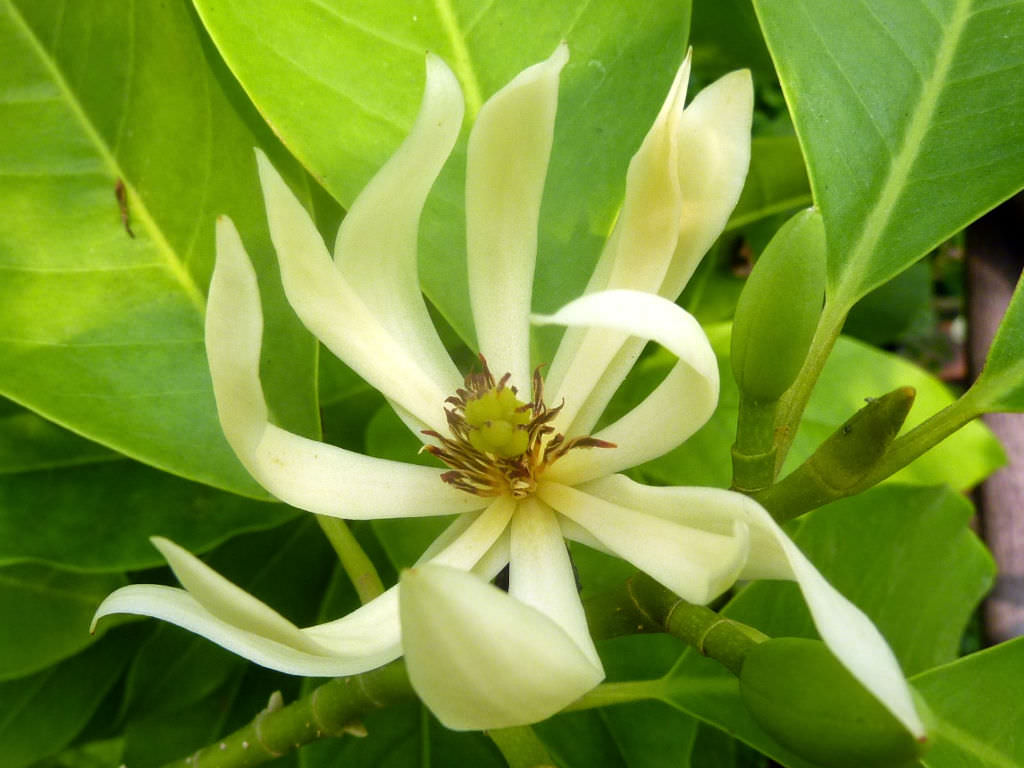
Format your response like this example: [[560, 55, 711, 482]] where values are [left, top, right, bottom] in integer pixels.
[[316, 516, 385, 603], [583, 572, 767, 675], [732, 396, 780, 493], [161, 661, 412, 768], [773, 299, 848, 474], [564, 679, 666, 711], [486, 726, 556, 767]]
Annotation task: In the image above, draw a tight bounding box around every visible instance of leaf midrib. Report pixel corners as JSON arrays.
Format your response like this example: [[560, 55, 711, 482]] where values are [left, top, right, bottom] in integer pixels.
[[829, 0, 972, 304], [4, 0, 206, 315]]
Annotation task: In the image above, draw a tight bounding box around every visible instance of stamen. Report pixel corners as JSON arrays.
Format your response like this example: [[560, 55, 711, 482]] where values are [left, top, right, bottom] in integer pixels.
[[423, 356, 613, 497]]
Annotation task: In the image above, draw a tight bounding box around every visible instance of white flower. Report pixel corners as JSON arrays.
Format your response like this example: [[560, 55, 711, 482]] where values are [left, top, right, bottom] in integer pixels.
[[93, 47, 924, 737]]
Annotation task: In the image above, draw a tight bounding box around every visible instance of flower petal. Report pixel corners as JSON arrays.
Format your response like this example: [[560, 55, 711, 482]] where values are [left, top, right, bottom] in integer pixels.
[[573, 475, 925, 737], [575, 474, 792, 580], [254, 151, 449, 431], [91, 584, 397, 677], [332, 55, 464, 393], [400, 563, 603, 730], [534, 289, 718, 479], [207, 218, 481, 518], [510, 498, 602, 668], [544, 54, 689, 419], [467, 43, 568, 391], [659, 69, 753, 300], [151, 536, 323, 652], [738, 500, 927, 739], [539, 482, 749, 605], [251, 424, 485, 519]]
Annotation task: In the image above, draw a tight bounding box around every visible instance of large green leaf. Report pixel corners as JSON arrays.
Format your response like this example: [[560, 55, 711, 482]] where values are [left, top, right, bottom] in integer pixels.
[[0, 0, 320, 497], [0, 399, 115, 474], [658, 483, 993, 766], [753, 0, 1024, 307], [634, 325, 1003, 490], [914, 638, 1024, 768], [0, 563, 125, 680], [0, 627, 137, 768], [190, 0, 691, 344], [0, 458, 297, 571]]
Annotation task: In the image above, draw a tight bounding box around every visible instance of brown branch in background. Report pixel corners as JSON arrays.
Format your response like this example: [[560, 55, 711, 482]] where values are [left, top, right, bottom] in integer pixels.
[[967, 192, 1024, 644]]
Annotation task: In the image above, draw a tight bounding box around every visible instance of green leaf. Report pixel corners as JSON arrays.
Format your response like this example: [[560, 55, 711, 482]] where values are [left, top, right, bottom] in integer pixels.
[[753, 0, 1024, 307], [659, 483, 993, 764], [0, 563, 125, 680], [0, 0, 320, 496], [0, 399, 115, 474], [914, 637, 1024, 768], [971, 271, 1024, 411], [190, 0, 691, 344], [0, 459, 297, 571], [635, 325, 1002, 491], [0, 627, 136, 768]]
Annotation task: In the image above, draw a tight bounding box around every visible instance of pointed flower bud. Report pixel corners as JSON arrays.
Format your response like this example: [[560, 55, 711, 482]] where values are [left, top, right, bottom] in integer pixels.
[[732, 207, 827, 403]]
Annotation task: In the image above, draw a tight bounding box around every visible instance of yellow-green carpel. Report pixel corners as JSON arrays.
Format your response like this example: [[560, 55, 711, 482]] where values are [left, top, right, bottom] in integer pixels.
[[465, 387, 531, 458]]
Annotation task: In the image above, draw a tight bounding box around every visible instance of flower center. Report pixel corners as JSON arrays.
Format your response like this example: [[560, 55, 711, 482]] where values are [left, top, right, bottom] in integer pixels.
[[423, 357, 613, 498]]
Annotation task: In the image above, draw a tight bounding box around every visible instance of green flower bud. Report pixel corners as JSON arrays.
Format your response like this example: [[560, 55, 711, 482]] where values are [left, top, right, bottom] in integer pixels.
[[731, 208, 826, 403], [740, 638, 927, 768]]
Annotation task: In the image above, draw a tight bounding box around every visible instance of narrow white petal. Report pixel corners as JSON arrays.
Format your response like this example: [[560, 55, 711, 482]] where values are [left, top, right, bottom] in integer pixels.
[[533, 290, 718, 457], [400, 563, 603, 730], [575, 474, 792, 580], [92, 585, 398, 676], [509, 498, 601, 668], [428, 495, 517, 569], [659, 69, 754, 300], [467, 44, 568, 391], [207, 217, 271, 459], [249, 423, 485, 519], [736, 500, 927, 738], [255, 150, 449, 431], [545, 53, 689, 407], [539, 482, 748, 605], [333, 55, 463, 393], [208, 214, 478, 518], [151, 537, 323, 653], [584, 475, 924, 737], [302, 585, 401, 662], [308, 500, 515, 652]]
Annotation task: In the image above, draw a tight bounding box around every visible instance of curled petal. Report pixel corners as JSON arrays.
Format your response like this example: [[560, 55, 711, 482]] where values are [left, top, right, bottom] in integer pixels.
[[400, 563, 603, 730], [207, 218, 481, 519], [740, 501, 927, 739], [577, 474, 791, 580], [254, 151, 449, 432], [539, 482, 749, 605], [571, 476, 925, 738], [660, 68, 754, 300], [467, 43, 568, 392], [534, 289, 718, 478], [333, 55, 464, 393], [92, 584, 399, 678], [150, 536, 323, 652]]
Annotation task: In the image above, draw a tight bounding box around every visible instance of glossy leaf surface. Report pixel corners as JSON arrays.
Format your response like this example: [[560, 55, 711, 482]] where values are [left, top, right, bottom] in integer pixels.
[[753, 0, 1024, 307]]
